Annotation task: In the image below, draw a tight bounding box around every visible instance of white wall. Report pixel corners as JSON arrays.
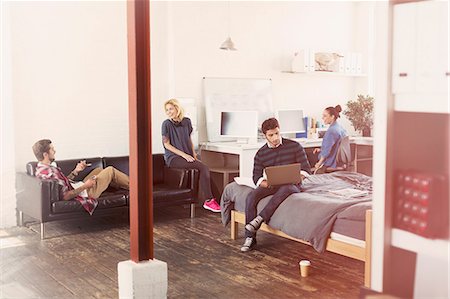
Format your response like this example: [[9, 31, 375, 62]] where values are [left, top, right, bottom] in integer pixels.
[[370, 1, 389, 292], [1, 2, 16, 228], [150, 1, 374, 153], [10, 1, 129, 171], [2, 1, 375, 228], [150, 1, 170, 154], [1, 1, 128, 228]]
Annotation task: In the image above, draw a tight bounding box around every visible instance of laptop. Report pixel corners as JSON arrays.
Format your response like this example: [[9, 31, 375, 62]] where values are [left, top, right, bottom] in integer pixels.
[[265, 163, 302, 186]]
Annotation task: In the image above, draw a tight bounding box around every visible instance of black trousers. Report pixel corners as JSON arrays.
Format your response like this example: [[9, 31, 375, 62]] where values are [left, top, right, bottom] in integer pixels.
[[245, 184, 301, 238], [169, 156, 214, 201]]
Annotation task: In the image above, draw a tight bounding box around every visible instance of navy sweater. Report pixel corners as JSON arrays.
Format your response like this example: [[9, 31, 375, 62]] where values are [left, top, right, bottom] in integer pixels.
[[252, 138, 311, 184]]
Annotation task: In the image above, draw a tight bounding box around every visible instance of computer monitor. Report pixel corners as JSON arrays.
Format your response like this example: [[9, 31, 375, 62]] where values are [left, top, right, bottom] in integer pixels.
[[276, 109, 306, 134], [220, 111, 258, 143]]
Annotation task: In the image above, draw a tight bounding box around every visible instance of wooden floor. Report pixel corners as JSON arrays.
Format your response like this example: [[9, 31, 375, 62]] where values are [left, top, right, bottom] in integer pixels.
[[0, 207, 364, 298]]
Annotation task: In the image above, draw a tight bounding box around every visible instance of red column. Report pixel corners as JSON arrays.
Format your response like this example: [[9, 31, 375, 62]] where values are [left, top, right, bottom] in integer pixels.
[[127, 0, 153, 262]]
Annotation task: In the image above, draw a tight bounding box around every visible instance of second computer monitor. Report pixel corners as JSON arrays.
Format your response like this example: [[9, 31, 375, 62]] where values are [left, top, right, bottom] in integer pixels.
[[220, 111, 258, 143], [276, 109, 306, 134]]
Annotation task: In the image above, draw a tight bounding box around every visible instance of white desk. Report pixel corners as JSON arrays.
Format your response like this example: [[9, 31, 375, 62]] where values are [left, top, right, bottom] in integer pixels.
[[201, 137, 373, 178]]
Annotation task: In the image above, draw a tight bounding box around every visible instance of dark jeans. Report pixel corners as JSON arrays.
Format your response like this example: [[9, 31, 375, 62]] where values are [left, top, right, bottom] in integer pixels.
[[245, 184, 301, 238], [169, 156, 214, 201]]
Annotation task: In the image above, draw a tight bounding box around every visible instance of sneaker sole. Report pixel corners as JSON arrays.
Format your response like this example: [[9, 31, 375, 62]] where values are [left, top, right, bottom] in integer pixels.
[[203, 204, 221, 213], [240, 242, 257, 252]]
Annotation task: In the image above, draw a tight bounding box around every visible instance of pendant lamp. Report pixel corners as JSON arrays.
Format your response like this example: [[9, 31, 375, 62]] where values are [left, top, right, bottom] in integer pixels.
[[220, 1, 237, 51], [220, 37, 237, 51]]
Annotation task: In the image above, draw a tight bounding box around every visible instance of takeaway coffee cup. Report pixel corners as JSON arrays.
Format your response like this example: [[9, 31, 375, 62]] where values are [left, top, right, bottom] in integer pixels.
[[299, 260, 311, 277]]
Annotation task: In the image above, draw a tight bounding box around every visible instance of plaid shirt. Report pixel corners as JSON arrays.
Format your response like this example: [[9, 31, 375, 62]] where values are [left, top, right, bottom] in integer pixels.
[[35, 162, 98, 215]]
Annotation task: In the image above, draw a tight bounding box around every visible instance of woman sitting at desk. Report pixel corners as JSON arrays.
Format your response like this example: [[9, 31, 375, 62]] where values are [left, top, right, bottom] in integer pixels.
[[162, 98, 221, 213], [313, 105, 347, 170]]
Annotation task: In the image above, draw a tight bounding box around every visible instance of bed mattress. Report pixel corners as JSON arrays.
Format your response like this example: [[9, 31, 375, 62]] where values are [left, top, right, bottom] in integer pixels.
[[220, 172, 372, 252]]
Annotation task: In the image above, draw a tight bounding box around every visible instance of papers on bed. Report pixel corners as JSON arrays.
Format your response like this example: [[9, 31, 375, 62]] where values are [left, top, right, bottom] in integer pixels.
[[234, 177, 257, 189], [328, 188, 369, 198]]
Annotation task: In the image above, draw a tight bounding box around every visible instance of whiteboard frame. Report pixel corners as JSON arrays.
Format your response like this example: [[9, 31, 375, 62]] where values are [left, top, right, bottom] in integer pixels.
[[203, 77, 273, 142]]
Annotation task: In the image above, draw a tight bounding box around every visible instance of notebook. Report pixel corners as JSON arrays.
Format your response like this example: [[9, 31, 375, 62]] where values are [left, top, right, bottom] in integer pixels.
[[265, 163, 302, 186]]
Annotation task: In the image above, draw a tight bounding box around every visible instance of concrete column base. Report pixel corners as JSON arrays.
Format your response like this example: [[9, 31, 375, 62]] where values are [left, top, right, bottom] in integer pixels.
[[118, 259, 168, 299]]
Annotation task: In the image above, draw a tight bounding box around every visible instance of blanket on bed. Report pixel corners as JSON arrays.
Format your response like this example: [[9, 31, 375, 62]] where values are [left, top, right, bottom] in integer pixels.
[[220, 172, 372, 252]]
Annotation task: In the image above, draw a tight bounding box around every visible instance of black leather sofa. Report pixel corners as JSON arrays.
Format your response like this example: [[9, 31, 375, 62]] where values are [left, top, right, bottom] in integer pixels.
[[16, 154, 198, 239]]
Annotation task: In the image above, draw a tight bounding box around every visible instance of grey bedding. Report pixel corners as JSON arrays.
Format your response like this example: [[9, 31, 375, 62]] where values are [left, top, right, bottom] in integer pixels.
[[332, 218, 366, 240], [220, 171, 372, 252]]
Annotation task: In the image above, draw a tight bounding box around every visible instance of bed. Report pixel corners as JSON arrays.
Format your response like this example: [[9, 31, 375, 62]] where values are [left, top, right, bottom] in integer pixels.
[[220, 171, 372, 287]]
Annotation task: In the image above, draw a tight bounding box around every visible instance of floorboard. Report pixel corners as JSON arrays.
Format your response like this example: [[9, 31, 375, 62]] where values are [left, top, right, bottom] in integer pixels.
[[0, 207, 364, 298]]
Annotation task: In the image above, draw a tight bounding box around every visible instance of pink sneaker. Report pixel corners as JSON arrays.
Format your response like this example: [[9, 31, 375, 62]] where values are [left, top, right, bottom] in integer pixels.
[[203, 198, 221, 213]]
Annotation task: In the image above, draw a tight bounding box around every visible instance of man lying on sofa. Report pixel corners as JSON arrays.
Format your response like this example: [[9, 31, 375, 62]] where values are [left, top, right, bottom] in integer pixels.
[[32, 139, 129, 215]]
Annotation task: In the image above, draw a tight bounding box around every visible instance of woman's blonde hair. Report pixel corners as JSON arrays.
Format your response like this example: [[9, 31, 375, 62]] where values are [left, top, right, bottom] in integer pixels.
[[164, 98, 184, 120]]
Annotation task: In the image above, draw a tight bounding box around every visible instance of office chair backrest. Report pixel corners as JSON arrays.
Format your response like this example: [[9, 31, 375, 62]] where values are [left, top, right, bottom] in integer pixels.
[[336, 135, 351, 166]]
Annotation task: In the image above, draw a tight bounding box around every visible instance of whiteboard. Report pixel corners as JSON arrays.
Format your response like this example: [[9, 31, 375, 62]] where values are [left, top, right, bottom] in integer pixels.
[[203, 77, 273, 142]]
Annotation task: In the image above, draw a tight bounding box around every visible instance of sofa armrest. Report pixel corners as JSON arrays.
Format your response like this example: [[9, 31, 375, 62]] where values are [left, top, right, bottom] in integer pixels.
[[16, 172, 61, 222], [163, 167, 188, 188]]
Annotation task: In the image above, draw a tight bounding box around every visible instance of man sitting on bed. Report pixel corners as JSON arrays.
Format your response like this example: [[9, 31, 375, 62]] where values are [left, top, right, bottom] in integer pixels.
[[241, 118, 312, 252]]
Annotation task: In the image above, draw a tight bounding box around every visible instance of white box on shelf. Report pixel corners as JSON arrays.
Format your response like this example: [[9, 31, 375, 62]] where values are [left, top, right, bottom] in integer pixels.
[[308, 49, 316, 72], [314, 52, 342, 72], [291, 49, 310, 73], [356, 53, 363, 74]]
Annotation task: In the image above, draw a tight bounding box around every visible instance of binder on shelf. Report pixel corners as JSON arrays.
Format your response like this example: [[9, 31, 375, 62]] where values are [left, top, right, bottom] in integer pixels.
[[350, 53, 357, 74], [295, 117, 308, 138], [344, 52, 352, 73], [338, 55, 345, 73], [291, 49, 310, 73], [356, 53, 363, 74]]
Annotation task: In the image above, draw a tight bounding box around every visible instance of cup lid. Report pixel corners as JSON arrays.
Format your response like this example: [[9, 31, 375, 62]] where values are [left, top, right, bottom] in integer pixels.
[[299, 260, 311, 266]]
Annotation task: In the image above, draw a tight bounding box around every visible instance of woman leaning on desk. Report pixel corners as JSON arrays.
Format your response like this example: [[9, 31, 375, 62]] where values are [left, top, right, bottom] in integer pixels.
[[313, 105, 347, 171], [161, 98, 221, 213]]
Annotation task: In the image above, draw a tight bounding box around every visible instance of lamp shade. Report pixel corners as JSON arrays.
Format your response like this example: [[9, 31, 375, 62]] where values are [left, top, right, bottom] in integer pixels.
[[219, 37, 237, 51]]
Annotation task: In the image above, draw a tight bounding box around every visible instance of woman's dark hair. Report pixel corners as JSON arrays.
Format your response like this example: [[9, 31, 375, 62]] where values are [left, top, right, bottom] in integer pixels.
[[325, 105, 342, 119], [32, 139, 52, 161], [261, 118, 280, 134]]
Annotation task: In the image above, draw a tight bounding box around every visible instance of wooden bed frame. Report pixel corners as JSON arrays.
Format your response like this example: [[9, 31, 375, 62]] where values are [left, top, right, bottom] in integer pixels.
[[230, 209, 372, 287]]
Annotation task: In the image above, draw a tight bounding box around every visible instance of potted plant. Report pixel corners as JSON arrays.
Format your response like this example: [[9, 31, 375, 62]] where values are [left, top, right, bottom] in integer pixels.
[[343, 95, 374, 137]]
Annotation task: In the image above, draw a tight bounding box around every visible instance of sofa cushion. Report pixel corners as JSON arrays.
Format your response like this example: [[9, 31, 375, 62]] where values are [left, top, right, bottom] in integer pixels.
[[153, 185, 192, 202], [52, 194, 127, 214], [103, 156, 129, 175], [153, 154, 165, 185]]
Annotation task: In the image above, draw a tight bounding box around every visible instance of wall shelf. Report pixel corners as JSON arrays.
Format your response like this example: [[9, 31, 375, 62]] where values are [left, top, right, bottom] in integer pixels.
[[281, 71, 367, 77], [391, 228, 449, 259]]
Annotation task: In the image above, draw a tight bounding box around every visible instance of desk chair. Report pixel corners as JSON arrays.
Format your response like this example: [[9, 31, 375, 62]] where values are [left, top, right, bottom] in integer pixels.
[[314, 136, 351, 174]]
